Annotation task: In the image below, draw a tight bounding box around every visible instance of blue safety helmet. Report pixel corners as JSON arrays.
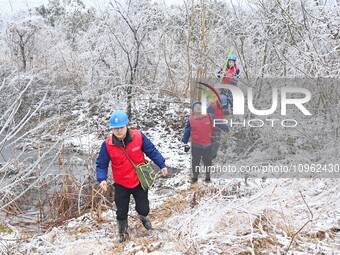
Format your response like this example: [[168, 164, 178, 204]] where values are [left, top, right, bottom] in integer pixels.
[[109, 110, 129, 128], [220, 95, 228, 106], [228, 55, 237, 61]]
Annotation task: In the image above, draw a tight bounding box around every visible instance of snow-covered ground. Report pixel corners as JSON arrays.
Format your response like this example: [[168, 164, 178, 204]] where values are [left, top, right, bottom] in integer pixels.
[[2, 177, 339, 254], [1, 110, 339, 255]]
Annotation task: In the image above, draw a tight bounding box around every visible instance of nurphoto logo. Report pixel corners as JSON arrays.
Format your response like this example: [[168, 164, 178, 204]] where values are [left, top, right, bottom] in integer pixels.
[[197, 82, 312, 128]]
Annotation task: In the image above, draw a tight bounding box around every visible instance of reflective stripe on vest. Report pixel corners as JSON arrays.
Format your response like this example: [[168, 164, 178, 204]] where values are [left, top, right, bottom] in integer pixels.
[[222, 67, 239, 85]]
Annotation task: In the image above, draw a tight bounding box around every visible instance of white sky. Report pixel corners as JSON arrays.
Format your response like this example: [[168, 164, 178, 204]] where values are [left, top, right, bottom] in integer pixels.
[[0, 0, 185, 18]]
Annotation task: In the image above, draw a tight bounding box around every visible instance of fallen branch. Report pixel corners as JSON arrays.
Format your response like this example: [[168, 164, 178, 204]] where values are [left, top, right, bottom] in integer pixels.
[[284, 190, 313, 255]]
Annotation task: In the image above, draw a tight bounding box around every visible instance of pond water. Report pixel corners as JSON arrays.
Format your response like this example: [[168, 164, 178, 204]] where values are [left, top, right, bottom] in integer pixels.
[[0, 132, 97, 233]]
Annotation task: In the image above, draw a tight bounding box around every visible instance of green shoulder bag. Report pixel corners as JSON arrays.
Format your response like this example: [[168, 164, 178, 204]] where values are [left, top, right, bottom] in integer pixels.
[[121, 149, 156, 190]]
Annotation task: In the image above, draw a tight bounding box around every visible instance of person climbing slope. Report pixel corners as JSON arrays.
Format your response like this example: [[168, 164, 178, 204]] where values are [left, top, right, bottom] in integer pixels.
[[182, 102, 228, 183], [96, 110, 168, 242], [217, 55, 240, 112]]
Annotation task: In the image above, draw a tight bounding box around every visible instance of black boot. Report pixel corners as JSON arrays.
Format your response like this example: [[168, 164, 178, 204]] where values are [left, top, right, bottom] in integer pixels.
[[117, 219, 128, 243], [138, 215, 152, 230], [190, 177, 198, 183]]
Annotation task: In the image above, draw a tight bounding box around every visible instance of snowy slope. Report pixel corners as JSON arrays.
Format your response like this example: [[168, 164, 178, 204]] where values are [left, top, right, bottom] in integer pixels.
[[3, 177, 339, 254]]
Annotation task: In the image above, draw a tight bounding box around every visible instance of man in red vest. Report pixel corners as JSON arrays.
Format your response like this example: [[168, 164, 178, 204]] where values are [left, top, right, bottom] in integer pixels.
[[219, 55, 240, 86], [207, 94, 228, 159], [182, 102, 228, 183], [217, 55, 240, 112], [96, 110, 168, 242]]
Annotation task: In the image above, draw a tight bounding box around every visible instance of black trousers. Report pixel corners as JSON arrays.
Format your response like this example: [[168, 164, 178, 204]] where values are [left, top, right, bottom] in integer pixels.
[[114, 183, 149, 221], [211, 129, 222, 159], [192, 146, 213, 179]]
